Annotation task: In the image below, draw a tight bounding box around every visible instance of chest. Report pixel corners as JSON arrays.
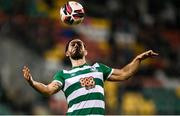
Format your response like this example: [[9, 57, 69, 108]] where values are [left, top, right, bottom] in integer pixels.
[[63, 71, 104, 91]]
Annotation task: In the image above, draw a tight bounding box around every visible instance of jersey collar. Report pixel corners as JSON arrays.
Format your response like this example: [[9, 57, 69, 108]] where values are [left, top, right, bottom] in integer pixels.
[[72, 63, 88, 69]]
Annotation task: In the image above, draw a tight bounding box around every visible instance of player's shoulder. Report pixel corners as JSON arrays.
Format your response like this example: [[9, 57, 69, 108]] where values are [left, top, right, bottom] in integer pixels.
[[54, 70, 64, 75]]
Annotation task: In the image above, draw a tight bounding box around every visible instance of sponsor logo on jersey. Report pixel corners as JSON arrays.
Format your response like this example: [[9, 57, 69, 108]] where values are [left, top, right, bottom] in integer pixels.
[[79, 76, 95, 90]]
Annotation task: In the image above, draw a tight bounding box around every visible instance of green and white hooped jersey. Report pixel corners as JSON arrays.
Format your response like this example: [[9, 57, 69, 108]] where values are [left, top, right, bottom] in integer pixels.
[[53, 63, 113, 115]]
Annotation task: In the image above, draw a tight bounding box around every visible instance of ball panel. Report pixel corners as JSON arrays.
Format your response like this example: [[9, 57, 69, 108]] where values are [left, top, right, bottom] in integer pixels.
[[65, 3, 72, 14], [60, 1, 85, 25], [69, 1, 83, 10], [64, 16, 74, 25]]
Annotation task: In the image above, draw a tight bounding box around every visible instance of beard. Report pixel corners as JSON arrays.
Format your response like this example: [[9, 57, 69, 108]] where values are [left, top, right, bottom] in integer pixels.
[[70, 47, 84, 60]]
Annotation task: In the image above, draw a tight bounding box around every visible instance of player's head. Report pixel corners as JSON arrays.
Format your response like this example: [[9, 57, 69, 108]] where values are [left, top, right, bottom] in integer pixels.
[[65, 39, 87, 60]]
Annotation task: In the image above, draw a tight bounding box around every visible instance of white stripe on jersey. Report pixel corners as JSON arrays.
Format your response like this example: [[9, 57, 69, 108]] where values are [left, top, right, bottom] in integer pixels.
[[63, 63, 100, 74], [67, 85, 104, 103], [67, 100, 105, 113], [63, 66, 91, 74], [107, 69, 114, 79], [63, 72, 103, 91]]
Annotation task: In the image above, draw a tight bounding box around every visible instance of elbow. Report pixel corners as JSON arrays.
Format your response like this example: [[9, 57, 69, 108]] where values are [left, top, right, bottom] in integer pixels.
[[123, 76, 132, 81], [43, 92, 52, 97], [42, 88, 54, 96], [120, 75, 132, 81], [40, 91, 51, 96], [109, 76, 129, 81]]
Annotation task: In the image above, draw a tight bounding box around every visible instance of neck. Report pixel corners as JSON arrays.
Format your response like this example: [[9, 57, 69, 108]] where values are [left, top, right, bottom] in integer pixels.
[[70, 57, 86, 68]]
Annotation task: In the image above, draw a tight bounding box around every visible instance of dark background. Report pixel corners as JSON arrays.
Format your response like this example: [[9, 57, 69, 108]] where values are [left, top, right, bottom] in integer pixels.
[[0, 0, 180, 114]]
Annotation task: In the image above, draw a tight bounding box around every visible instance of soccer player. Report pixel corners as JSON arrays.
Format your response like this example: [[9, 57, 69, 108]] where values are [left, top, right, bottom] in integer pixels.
[[22, 39, 158, 115]]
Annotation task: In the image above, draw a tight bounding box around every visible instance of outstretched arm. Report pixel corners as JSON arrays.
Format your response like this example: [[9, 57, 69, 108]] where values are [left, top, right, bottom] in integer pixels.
[[22, 66, 61, 96], [108, 50, 159, 81]]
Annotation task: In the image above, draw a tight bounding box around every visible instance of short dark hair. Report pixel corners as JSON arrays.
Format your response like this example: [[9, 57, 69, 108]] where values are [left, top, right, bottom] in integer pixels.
[[65, 39, 74, 53], [65, 39, 86, 52]]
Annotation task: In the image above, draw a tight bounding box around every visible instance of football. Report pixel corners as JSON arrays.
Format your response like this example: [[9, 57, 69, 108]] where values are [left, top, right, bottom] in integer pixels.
[[60, 1, 85, 25]]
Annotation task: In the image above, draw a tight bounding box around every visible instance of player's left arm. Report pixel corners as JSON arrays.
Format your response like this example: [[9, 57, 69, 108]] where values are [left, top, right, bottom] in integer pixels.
[[108, 50, 159, 81]]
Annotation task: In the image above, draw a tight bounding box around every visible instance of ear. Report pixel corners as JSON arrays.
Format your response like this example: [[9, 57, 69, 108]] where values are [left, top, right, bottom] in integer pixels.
[[66, 51, 70, 57], [84, 49, 88, 56]]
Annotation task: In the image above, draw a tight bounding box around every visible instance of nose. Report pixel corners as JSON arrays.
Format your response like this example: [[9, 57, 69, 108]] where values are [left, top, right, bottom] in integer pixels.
[[74, 43, 78, 47]]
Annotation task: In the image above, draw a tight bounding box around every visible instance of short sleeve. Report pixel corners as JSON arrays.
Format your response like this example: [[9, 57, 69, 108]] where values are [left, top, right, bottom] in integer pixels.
[[98, 63, 113, 80], [53, 71, 64, 88]]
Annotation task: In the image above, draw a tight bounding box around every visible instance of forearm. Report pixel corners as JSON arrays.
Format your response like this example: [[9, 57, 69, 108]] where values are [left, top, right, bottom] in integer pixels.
[[121, 56, 141, 79], [29, 80, 51, 96], [109, 56, 141, 81], [23, 66, 60, 96]]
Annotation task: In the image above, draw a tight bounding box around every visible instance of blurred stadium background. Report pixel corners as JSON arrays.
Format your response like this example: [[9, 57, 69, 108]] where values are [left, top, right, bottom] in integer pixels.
[[0, 0, 180, 115]]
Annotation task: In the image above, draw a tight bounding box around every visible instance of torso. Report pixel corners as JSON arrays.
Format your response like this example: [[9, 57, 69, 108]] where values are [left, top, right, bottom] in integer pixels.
[[62, 63, 105, 115]]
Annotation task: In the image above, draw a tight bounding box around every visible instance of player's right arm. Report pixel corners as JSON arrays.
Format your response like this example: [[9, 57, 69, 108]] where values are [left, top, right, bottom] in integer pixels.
[[22, 66, 61, 96]]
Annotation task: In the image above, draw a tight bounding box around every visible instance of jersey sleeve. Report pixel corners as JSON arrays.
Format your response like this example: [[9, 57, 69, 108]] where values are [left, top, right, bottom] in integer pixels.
[[98, 63, 113, 81], [53, 70, 64, 89]]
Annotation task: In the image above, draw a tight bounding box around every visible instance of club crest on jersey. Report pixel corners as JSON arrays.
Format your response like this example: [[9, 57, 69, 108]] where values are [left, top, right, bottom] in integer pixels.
[[90, 66, 97, 72], [79, 76, 95, 90]]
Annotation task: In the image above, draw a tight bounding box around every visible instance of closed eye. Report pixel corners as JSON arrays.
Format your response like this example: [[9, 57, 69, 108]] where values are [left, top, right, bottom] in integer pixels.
[[71, 43, 75, 46], [71, 41, 82, 46]]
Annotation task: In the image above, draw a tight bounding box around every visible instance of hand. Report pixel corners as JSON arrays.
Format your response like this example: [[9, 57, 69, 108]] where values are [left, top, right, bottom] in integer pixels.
[[22, 66, 34, 85], [136, 50, 159, 61]]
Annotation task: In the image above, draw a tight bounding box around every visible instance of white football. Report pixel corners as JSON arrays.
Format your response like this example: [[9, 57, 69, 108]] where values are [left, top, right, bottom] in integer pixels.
[[60, 1, 85, 25]]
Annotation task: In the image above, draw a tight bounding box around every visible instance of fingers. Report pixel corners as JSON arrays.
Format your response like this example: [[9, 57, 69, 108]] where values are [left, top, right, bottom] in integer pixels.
[[23, 66, 30, 73], [22, 66, 32, 80], [148, 50, 159, 56], [137, 50, 159, 61]]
